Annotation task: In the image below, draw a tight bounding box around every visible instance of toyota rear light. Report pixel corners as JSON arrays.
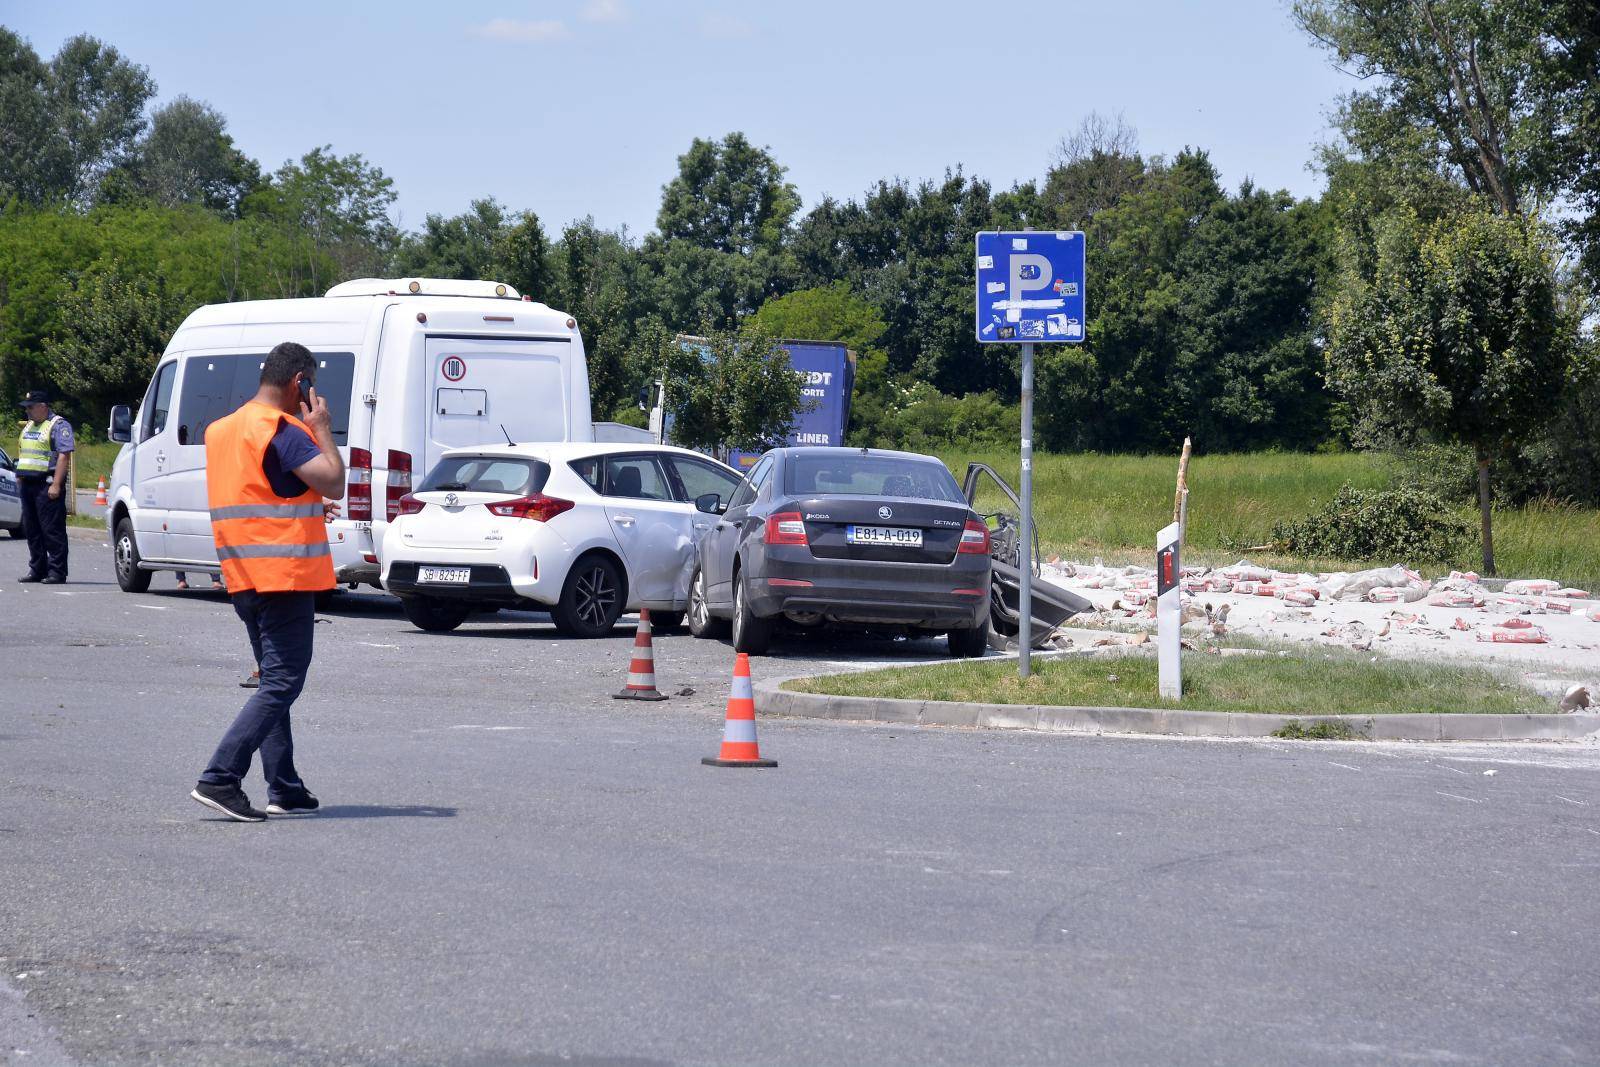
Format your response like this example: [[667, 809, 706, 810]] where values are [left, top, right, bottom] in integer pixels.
[[347, 447, 372, 521], [764, 511, 808, 546], [386, 449, 412, 521], [958, 519, 991, 555], [395, 493, 426, 517], [485, 493, 575, 522]]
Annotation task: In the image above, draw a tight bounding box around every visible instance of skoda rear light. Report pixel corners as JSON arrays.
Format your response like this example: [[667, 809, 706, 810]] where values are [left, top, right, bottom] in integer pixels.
[[347, 447, 372, 521], [485, 494, 575, 522], [958, 519, 990, 555], [764, 511, 808, 546], [395, 493, 426, 517], [386, 449, 412, 521]]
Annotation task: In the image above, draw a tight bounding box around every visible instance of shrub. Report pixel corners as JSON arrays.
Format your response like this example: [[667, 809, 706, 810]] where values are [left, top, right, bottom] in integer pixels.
[[1269, 484, 1473, 562]]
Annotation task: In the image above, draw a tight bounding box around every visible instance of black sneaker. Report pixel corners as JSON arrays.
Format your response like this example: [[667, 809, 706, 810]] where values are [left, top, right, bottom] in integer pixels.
[[41, 575, 66, 585], [190, 782, 267, 822], [17, 574, 43, 583], [266, 789, 319, 815]]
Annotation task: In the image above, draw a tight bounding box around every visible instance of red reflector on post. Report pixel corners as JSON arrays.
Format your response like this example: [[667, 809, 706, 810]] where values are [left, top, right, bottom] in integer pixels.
[[764, 512, 808, 546], [347, 447, 372, 521]]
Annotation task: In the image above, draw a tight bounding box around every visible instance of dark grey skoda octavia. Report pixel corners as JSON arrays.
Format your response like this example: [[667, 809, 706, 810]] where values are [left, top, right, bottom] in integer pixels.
[[686, 446, 992, 657]]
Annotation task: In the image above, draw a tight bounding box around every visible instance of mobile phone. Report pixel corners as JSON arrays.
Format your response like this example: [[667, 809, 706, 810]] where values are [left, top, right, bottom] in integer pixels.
[[298, 377, 312, 406]]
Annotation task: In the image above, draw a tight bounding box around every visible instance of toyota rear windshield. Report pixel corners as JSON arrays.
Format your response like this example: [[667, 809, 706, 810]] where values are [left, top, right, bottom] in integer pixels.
[[785, 454, 964, 502], [419, 456, 551, 496]]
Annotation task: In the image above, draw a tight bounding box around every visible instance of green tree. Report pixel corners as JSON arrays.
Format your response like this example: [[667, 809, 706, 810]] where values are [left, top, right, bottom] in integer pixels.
[[393, 197, 507, 279], [0, 28, 71, 206], [245, 146, 397, 289], [643, 322, 807, 453], [1295, 0, 1600, 284], [44, 263, 184, 425], [134, 96, 259, 214], [656, 132, 798, 256], [497, 209, 555, 301], [1324, 206, 1574, 573], [48, 34, 154, 204], [551, 218, 648, 418], [1041, 111, 1145, 229]]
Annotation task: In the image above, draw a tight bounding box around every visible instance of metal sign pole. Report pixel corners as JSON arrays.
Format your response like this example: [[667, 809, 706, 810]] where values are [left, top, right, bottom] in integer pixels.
[[1019, 341, 1034, 680]]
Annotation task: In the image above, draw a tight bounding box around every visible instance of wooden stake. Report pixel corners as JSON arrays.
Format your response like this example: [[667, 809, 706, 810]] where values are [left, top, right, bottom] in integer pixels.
[[1173, 437, 1191, 548]]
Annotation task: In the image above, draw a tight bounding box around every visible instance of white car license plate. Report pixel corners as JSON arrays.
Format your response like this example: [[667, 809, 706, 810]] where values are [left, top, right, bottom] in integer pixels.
[[846, 525, 922, 547], [418, 566, 471, 584]]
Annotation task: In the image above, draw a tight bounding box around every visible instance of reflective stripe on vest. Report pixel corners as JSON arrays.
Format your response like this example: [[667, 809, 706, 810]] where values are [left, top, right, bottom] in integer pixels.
[[17, 417, 57, 475], [205, 401, 335, 594]]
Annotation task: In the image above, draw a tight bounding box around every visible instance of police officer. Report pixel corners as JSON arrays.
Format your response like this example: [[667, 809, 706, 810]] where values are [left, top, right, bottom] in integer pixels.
[[189, 343, 345, 823], [15, 389, 73, 584]]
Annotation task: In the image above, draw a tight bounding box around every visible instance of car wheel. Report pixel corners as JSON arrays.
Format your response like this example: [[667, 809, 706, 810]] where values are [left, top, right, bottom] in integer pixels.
[[551, 554, 624, 638], [113, 517, 152, 593], [731, 573, 773, 655], [650, 610, 685, 633], [401, 596, 471, 632], [686, 564, 729, 639], [947, 623, 989, 658]]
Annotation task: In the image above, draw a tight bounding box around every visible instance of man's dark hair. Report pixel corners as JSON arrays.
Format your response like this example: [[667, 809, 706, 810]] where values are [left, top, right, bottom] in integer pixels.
[[261, 342, 316, 387]]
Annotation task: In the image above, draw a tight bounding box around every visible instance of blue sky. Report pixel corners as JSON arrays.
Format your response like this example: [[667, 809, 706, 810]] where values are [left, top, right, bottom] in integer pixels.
[[4, 1, 1355, 235]]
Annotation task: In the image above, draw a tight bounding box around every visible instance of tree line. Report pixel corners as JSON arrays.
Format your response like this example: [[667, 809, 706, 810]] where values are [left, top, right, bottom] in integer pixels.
[[1, 6, 1598, 561]]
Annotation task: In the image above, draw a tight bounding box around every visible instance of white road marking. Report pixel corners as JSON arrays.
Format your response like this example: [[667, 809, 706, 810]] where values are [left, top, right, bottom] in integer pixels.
[[1554, 795, 1588, 806], [136, 604, 167, 611], [1436, 791, 1481, 804], [1327, 762, 1362, 772]]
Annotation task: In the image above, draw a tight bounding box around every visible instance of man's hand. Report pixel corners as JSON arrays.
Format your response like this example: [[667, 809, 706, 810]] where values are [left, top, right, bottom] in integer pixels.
[[323, 501, 342, 524], [47, 483, 60, 501], [299, 384, 334, 443]]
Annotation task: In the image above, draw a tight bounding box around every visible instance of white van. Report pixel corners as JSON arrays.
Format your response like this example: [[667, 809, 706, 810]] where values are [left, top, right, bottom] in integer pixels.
[[105, 278, 592, 594]]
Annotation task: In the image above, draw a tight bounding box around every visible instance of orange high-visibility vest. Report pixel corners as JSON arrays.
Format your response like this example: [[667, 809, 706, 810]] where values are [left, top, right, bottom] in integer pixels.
[[205, 401, 334, 594]]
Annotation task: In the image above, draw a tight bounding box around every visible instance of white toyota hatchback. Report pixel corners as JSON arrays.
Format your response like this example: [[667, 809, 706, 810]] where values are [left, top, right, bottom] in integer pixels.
[[381, 442, 744, 637]]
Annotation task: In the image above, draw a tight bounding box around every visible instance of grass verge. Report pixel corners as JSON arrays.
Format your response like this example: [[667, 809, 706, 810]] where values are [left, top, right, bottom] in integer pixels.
[[940, 449, 1600, 589], [784, 649, 1548, 716]]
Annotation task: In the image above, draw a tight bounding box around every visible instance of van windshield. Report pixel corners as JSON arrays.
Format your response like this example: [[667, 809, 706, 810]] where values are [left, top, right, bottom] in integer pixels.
[[418, 456, 550, 497]]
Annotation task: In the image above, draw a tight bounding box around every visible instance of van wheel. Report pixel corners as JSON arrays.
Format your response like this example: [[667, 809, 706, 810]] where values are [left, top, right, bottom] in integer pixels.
[[731, 575, 773, 656], [551, 554, 623, 638], [114, 517, 151, 593], [401, 596, 470, 632], [687, 565, 728, 639], [947, 623, 989, 658], [650, 610, 685, 633]]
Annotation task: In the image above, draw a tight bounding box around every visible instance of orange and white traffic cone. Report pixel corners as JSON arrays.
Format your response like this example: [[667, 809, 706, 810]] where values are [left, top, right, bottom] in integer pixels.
[[613, 608, 668, 701], [94, 477, 108, 506], [702, 652, 777, 768]]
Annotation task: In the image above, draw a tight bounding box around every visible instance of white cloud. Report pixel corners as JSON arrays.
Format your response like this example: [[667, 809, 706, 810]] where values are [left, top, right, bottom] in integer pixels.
[[579, 0, 628, 23], [468, 18, 571, 43], [699, 13, 754, 39]]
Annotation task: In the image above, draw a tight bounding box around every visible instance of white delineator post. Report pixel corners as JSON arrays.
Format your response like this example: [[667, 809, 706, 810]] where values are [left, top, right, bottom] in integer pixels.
[[1156, 521, 1182, 700]]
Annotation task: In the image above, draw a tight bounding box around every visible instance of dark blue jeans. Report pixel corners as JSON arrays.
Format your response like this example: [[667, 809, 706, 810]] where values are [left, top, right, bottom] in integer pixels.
[[200, 590, 316, 800], [18, 475, 67, 580]]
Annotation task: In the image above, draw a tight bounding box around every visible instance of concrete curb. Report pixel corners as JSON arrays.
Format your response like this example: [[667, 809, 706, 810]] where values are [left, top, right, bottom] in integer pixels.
[[756, 680, 1600, 742]]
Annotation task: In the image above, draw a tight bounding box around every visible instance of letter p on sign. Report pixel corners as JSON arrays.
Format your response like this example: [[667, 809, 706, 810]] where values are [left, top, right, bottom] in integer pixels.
[[1009, 253, 1053, 305]]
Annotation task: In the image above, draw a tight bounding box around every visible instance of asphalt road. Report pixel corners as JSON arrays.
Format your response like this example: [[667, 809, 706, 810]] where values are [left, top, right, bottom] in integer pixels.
[[3, 533, 1600, 1066]]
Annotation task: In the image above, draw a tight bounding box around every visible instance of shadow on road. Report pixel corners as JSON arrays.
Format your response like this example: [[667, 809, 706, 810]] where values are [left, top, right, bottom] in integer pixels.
[[312, 804, 459, 820]]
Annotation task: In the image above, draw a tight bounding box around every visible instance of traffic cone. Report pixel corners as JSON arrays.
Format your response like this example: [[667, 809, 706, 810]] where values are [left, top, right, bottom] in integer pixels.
[[613, 608, 668, 701], [702, 652, 777, 768], [94, 477, 107, 506]]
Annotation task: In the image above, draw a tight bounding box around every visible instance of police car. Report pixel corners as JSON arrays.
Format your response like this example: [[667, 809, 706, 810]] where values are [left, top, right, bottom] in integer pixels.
[[0, 445, 22, 537]]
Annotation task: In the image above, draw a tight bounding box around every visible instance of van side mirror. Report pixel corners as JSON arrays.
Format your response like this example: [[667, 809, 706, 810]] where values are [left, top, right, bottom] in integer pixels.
[[694, 492, 724, 515], [108, 405, 132, 444]]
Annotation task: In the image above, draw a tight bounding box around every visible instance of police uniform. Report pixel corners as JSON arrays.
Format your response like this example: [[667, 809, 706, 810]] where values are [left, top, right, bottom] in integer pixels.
[[16, 391, 72, 583], [193, 400, 333, 811]]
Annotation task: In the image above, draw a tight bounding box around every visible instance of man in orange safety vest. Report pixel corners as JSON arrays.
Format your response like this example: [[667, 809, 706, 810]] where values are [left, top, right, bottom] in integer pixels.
[[190, 342, 346, 822]]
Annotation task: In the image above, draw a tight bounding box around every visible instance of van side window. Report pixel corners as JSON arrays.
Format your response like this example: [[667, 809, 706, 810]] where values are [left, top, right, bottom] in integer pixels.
[[142, 362, 177, 442], [176, 357, 238, 446]]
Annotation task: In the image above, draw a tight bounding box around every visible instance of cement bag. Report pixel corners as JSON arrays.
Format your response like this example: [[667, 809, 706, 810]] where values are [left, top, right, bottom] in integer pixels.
[[1504, 579, 1560, 596], [1335, 566, 1418, 601]]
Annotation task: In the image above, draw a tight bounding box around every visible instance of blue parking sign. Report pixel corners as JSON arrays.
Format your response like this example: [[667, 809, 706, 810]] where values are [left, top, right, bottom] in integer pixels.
[[975, 230, 1086, 344]]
